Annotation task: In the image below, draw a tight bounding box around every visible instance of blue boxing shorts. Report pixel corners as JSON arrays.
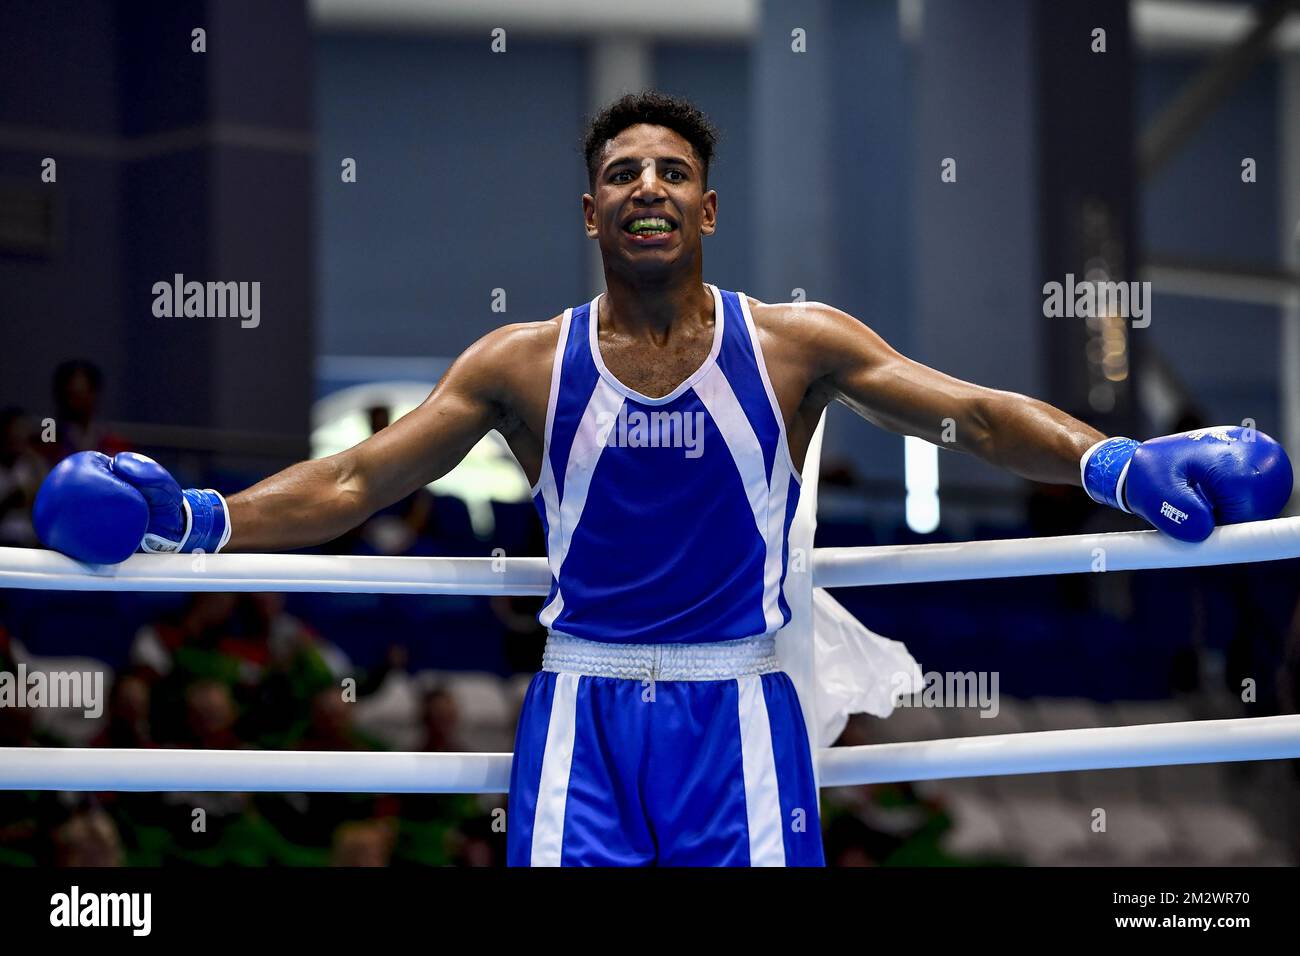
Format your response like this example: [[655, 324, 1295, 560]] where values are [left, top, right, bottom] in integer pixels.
[[507, 633, 824, 866]]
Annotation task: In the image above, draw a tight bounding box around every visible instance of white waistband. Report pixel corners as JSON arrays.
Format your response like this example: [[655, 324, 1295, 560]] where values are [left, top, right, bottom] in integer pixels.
[[541, 632, 780, 681]]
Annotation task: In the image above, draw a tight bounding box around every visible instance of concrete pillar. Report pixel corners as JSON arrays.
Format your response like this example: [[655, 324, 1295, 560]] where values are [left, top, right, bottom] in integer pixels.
[[119, 0, 315, 475]]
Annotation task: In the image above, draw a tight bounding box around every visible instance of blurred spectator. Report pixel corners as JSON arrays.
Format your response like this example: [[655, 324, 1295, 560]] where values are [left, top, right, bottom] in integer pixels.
[[381, 686, 493, 866], [447, 811, 504, 867], [90, 674, 154, 749], [130, 593, 242, 743], [236, 592, 350, 679], [52, 806, 124, 867], [179, 679, 242, 750], [360, 487, 483, 558], [129, 592, 241, 681], [335, 643, 421, 750], [41, 359, 129, 466], [366, 404, 391, 435], [297, 688, 384, 751], [355, 403, 426, 556], [130, 592, 356, 749], [331, 817, 396, 866], [420, 686, 464, 752], [0, 407, 45, 546], [361, 489, 433, 556], [131, 592, 349, 685]]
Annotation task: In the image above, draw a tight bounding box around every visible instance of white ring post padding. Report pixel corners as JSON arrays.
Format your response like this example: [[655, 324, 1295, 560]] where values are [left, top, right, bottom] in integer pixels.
[[3, 516, 1300, 596], [2, 714, 1298, 792]]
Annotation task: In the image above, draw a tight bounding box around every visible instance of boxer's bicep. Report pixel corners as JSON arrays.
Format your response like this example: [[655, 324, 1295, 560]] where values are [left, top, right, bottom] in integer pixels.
[[347, 330, 511, 513], [812, 304, 996, 451]]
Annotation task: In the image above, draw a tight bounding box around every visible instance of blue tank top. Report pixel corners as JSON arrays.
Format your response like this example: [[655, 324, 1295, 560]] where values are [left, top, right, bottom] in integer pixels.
[[532, 284, 802, 645]]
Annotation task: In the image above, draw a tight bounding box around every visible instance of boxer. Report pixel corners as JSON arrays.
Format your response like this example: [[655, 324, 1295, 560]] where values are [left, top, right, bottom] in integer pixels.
[[34, 92, 1293, 866]]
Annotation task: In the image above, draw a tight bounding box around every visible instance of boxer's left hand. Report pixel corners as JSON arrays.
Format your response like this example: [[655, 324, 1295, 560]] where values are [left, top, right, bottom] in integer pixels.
[[1081, 426, 1293, 543]]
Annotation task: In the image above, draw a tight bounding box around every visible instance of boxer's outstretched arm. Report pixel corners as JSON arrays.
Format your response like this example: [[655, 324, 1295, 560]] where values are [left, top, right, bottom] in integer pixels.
[[804, 303, 1104, 485], [226, 326, 520, 551]]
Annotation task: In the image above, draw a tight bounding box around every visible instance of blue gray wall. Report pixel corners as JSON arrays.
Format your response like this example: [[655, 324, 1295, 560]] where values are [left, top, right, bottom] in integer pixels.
[[1140, 57, 1283, 433], [314, 33, 589, 359]]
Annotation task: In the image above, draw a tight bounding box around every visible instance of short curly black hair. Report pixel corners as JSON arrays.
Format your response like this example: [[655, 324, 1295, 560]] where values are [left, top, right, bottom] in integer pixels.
[[582, 91, 719, 191]]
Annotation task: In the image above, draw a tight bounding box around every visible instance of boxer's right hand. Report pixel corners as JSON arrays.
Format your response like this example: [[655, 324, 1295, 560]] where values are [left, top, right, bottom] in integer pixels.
[[34, 451, 230, 564], [33, 451, 149, 564]]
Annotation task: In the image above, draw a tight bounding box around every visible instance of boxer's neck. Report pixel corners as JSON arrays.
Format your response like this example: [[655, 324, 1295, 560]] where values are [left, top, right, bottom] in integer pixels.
[[599, 273, 713, 342]]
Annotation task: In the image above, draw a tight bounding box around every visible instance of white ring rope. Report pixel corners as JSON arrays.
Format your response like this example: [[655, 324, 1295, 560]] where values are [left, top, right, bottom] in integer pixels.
[[2, 516, 1298, 792], [0, 748, 509, 793], [1, 715, 1297, 792], [0, 548, 553, 595], [2, 515, 1299, 595], [814, 514, 1300, 587], [815, 714, 1300, 787]]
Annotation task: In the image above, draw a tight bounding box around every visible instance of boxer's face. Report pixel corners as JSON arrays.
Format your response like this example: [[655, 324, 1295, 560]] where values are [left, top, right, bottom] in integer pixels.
[[584, 124, 716, 279]]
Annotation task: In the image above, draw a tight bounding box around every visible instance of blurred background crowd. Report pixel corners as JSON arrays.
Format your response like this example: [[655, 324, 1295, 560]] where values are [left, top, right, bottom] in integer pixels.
[[4, 0, 1300, 866]]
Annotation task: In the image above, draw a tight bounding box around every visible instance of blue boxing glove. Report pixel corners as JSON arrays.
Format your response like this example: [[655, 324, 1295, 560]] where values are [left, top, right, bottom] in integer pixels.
[[111, 452, 231, 556], [32, 452, 149, 564], [34, 451, 231, 564], [1081, 426, 1293, 543]]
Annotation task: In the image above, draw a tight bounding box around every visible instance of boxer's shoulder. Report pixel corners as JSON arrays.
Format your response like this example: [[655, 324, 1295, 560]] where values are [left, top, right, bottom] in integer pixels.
[[467, 316, 563, 376], [744, 295, 852, 339], [458, 317, 564, 423], [488, 313, 565, 348], [743, 296, 861, 376]]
